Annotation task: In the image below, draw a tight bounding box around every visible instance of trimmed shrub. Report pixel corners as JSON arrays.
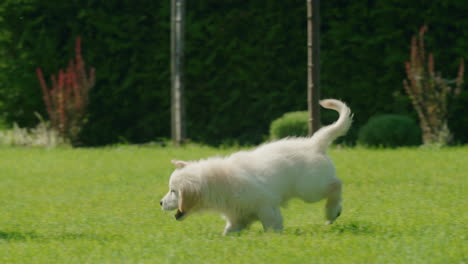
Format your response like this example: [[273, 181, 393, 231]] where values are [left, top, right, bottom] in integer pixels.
[[358, 114, 422, 148], [270, 111, 308, 140]]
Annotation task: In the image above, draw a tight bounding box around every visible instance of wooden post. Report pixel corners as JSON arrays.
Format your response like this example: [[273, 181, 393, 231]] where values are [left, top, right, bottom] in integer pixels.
[[171, 0, 186, 145], [307, 0, 321, 136]]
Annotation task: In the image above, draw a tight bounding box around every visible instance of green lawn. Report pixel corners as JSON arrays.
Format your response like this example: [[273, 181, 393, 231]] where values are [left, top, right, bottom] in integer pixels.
[[0, 145, 466, 263]]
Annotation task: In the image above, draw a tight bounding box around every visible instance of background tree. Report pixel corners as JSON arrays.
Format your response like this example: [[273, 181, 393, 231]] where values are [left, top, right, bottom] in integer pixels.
[[307, 0, 321, 135], [171, 0, 186, 145]]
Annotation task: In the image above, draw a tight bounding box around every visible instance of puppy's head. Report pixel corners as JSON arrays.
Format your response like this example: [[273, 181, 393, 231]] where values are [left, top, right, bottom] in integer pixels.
[[160, 160, 201, 221]]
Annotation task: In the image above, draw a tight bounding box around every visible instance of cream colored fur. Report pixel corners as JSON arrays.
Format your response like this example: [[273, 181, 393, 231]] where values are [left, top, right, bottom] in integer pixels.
[[161, 99, 352, 235]]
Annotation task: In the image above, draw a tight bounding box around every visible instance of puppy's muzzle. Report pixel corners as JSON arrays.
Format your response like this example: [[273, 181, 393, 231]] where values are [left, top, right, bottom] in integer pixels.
[[175, 210, 185, 220]]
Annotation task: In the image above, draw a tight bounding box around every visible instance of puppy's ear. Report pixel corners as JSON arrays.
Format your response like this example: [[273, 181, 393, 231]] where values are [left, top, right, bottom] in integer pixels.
[[171, 160, 189, 168], [178, 186, 200, 214]]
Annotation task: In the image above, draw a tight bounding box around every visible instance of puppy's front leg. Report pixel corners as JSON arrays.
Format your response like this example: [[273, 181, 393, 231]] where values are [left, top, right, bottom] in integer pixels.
[[325, 179, 342, 225], [223, 219, 246, 235], [258, 206, 283, 232]]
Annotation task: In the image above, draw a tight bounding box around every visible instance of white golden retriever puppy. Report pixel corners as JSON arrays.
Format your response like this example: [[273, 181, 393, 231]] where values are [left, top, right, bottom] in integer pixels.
[[161, 99, 352, 235]]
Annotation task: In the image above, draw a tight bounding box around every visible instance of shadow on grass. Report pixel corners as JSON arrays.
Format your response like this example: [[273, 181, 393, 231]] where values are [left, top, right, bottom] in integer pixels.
[[200, 221, 385, 237], [327, 221, 376, 235], [0, 231, 40, 241], [288, 220, 387, 236], [0, 231, 120, 242]]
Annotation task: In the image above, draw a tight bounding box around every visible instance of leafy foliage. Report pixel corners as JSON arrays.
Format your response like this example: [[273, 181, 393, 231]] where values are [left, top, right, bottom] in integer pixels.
[[0, 114, 67, 148], [36, 37, 95, 145], [403, 26, 464, 146], [358, 114, 422, 148], [0, 0, 171, 145], [448, 90, 468, 144], [269, 111, 308, 140], [0, 0, 466, 145]]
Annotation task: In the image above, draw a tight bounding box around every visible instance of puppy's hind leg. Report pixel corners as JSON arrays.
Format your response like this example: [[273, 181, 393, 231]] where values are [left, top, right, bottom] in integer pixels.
[[258, 206, 283, 232], [325, 179, 342, 225]]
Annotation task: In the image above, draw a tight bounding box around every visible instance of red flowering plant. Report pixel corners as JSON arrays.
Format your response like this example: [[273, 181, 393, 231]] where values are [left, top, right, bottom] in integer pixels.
[[403, 25, 464, 146], [36, 37, 95, 145]]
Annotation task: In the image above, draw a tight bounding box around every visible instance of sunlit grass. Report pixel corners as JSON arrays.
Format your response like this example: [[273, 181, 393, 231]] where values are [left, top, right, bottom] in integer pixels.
[[0, 145, 466, 263]]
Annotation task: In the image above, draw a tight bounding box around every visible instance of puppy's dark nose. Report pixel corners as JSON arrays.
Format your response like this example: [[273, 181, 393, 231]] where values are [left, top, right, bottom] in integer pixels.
[[160, 200, 163, 206]]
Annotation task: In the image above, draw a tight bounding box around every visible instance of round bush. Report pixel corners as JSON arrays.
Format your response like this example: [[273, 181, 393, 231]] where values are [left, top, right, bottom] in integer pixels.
[[270, 111, 308, 140], [358, 114, 422, 148]]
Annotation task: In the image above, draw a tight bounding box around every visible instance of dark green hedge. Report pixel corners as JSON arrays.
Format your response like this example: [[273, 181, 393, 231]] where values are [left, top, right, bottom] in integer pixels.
[[0, 0, 466, 145], [0, 0, 172, 145], [358, 114, 422, 148]]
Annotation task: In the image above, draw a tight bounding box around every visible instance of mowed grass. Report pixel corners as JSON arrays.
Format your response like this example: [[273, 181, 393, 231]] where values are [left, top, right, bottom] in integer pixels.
[[0, 145, 466, 264]]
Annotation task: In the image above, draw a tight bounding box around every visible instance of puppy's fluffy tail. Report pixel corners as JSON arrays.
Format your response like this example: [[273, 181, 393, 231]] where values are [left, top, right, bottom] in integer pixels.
[[309, 99, 352, 153]]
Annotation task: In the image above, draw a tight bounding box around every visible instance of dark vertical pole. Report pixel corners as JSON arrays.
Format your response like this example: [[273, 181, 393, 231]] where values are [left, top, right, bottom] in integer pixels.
[[307, 0, 321, 136], [171, 0, 186, 145]]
